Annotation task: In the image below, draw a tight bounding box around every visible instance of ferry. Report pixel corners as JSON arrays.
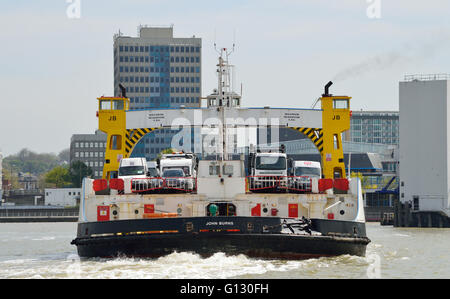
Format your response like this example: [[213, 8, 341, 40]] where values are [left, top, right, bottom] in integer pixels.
[[71, 48, 370, 259]]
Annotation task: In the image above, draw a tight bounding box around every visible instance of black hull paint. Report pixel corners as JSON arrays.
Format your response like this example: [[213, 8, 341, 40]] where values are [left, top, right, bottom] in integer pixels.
[[71, 216, 370, 259]]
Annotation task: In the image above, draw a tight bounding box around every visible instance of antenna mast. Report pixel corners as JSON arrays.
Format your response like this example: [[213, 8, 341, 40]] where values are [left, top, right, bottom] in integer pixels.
[[210, 45, 239, 161]]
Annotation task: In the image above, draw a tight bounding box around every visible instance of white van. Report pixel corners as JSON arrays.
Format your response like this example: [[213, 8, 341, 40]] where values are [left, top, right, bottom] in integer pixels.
[[118, 158, 148, 180]]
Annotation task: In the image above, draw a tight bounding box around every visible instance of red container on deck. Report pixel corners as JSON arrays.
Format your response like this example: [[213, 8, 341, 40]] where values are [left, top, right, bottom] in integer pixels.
[[109, 178, 124, 190], [333, 178, 349, 191], [93, 179, 108, 192], [318, 179, 333, 192]]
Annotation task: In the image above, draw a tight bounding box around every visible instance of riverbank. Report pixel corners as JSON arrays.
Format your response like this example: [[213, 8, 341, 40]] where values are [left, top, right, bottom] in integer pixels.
[[0, 206, 78, 223]]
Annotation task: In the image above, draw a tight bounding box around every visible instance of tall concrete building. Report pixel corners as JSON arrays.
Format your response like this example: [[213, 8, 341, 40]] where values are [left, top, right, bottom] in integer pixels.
[[113, 26, 202, 160], [397, 75, 450, 227], [69, 130, 107, 179]]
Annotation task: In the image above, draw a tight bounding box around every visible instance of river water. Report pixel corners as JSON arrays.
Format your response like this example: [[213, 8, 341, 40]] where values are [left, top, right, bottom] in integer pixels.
[[0, 222, 448, 279]]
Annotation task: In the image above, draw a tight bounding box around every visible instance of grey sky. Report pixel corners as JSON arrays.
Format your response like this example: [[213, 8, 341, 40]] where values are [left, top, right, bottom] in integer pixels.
[[1, 0, 450, 157]]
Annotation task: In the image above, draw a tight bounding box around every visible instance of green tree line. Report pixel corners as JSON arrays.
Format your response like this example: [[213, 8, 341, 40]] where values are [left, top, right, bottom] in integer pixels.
[[2, 148, 92, 189], [44, 161, 93, 188], [3, 148, 69, 175]]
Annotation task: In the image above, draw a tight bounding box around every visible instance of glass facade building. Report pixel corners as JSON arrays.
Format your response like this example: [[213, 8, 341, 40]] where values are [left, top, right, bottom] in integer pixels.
[[344, 111, 399, 145], [113, 26, 202, 160]]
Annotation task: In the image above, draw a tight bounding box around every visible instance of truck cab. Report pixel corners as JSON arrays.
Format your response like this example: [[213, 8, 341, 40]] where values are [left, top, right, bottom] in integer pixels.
[[158, 152, 198, 191], [247, 146, 290, 192], [292, 161, 321, 178], [289, 160, 321, 192]]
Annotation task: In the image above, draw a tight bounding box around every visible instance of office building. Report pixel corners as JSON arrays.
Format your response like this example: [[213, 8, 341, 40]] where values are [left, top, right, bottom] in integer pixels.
[[344, 111, 399, 145], [113, 26, 202, 160], [69, 130, 107, 179]]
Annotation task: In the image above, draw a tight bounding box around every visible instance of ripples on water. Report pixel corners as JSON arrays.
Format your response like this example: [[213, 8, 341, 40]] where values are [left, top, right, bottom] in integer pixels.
[[0, 222, 449, 279]]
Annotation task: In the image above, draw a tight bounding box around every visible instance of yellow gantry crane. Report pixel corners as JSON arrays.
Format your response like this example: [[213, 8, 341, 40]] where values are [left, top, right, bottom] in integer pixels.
[[97, 82, 351, 180]]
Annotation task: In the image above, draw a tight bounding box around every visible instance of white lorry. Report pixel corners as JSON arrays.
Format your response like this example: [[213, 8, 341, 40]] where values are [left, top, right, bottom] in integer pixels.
[[247, 146, 290, 192], [291, 161, 321, 178], [157, 152, 198, 191], [289, 160, 322, 192]]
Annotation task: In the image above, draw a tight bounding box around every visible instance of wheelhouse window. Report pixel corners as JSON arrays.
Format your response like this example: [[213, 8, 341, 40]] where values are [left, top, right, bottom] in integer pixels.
[[100, 100, 111, 110], [112, 100, 124, 110], [333, 99, 349, 109]]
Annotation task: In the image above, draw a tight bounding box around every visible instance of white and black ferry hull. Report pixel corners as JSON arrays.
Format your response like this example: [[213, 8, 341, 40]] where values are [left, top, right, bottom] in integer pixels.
[[71, 216, 370, 259]]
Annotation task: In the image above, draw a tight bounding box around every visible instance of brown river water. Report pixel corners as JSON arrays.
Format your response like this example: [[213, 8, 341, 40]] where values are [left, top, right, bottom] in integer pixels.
[[0, 222, 448, 278]]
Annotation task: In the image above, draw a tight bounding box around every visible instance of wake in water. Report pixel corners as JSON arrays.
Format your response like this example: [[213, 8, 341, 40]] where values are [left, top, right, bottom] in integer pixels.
[[0, 251, 370, 279], [64, 252, 310, 279]]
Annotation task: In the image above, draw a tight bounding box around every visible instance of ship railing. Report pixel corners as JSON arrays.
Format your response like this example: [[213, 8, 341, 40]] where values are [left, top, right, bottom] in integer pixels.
[[286, 176, 313, 193], [131, 177, 196, 193], [246, 175, 287, 191], [246, 176, 312, 192]]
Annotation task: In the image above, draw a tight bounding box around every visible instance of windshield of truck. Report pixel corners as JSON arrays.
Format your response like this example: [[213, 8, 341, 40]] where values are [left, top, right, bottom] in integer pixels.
[[148, 168, 159, 177], [294, 167, 321, 177], [118, 166, 145, 176], [162, 166, 190, 176], [162, 169, 184, 177], [255, 156, 286, 170]]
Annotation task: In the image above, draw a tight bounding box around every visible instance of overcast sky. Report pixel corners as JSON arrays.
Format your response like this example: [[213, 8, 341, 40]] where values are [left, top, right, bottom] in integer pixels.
[[1, 0, 450, 157]]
